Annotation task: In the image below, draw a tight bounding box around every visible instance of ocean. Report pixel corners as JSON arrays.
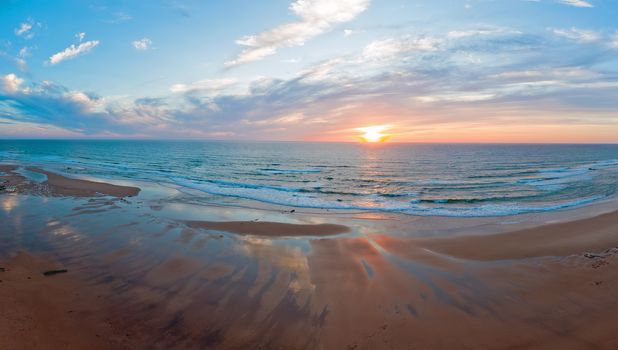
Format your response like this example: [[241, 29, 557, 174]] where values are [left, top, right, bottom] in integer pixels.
[[1, 140, 617, 217]]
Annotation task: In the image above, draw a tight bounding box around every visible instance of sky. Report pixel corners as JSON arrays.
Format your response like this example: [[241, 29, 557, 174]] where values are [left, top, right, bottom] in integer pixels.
[[1, 0, 618, 142]]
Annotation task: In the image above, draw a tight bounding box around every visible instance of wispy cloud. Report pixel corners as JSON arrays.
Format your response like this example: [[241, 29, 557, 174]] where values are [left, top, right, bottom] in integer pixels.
[[169, 78, 237, 93], [48, 40, 100, 65], [550, 27, 600, 43], [361, 36, 441, 62], [609, 32, 618, 49], [14, 23, 32, 37], [132, 38, 153, 50], [447, 27, 516, 39], [225, 0, 370, 66], [557, 0, 593, 7], [14, 18, 39, 39], [3, 21, 618, 140]]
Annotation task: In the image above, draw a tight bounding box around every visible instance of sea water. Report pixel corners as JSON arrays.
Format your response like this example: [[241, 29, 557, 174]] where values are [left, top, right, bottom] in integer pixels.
[[1, 140, 617, 217]]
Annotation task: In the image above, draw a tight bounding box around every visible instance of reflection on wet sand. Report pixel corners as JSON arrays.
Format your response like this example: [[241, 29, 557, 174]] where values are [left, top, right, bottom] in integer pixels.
[[1, 165, 618, 349], [185, 220, 350, 237]]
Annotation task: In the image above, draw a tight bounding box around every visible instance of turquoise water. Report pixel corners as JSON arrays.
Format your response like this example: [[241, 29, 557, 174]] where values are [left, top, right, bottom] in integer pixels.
[[1, 140, 617, 217]]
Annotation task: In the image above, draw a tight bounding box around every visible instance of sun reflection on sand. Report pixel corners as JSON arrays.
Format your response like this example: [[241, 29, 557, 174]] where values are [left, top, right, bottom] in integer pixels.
[[236, 236, 315, 299], [1, 195, 19, 213]]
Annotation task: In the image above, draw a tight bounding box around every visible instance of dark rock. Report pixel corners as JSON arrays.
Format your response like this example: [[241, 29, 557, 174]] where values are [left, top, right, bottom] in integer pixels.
[[290, 209, 295, 213], [43, 269, 68, 276]]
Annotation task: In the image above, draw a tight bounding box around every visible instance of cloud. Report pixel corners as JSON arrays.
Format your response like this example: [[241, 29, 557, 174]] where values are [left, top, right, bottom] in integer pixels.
[[15, 47, 32, 72], [14, 19, 39, 39], [76, 32, 86, 42], [557, 0, 593, 7], [281, 58, 301, 63], [169, 78, 237, 93], [48, 40, 100, 65], [15, 59, 28, 72], [225, 0, 370, 66], [14, 23, 32, 37], [18, 47, 30, 58], [0, 75, 126, 135], [550, 27, 600, 43], [2, 25, 618, 141], [447, 27, 516, 39], [1, 74, 25, 94], [361, 36, 441, 62], [609, 32, 618, 49], [132, 38, 153, 50]]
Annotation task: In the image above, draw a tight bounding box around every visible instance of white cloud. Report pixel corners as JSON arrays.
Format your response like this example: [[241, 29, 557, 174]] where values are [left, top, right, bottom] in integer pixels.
[[1, 73, 25, 94], [132, 38, 152, 50], [63, 91, 101, 111], [76, 32, 86, 42], [18, 47, 30, 58], [245, 112, 306, 125], [14, 22, 32, 37], [557, 0, 593, 7], [226, 0, 370, 66], [415, 93, 496, 103], [48, 40, 100, 65], [16, 59, 28, 72], [609, 32, 618, 49], [343, 29, 354, 37], [550, 27, 600, 43], [14, 19, 41, 40], [447, 27, 515, 39], [170, 78, 237, 93], [14, 47, 32, 72], [281, 58, 300, 63], [361, 36, 441, 62]]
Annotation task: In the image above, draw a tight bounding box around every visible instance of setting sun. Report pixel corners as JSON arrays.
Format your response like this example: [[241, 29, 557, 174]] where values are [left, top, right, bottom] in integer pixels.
[[357, 125, 391, 143]]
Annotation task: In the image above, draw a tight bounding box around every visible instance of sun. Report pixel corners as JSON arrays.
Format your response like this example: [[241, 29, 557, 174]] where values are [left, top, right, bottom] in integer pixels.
[[356, 125, 391, 143]]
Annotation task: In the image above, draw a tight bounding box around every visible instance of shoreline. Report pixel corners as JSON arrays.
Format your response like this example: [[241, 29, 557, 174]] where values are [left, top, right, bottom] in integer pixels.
[[3, 157, 617, 219], [2, 163, 618, 349]]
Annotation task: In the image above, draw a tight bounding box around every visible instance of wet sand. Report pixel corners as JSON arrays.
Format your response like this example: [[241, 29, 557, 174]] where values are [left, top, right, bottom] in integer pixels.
[[418, 210, 618, 260], [29, 167, 140, 198], [185, 220, 350, 237], [1, 164, 618, 349], [0, 251, 133, 350]]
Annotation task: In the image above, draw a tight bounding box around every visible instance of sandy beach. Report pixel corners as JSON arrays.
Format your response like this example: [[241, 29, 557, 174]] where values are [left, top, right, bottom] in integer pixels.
[[1, 164, 618, 349]]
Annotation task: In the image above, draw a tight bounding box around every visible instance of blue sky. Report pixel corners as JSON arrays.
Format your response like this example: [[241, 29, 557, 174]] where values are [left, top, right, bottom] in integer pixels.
[[1, 0, 618, 142]]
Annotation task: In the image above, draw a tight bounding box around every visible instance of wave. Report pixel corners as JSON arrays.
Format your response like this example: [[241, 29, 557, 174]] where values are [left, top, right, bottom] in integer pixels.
[[5, 146, 616, 218], [170, 177, 608, 217], [258, 168, 321, 174], [404, 196, 606, 217]]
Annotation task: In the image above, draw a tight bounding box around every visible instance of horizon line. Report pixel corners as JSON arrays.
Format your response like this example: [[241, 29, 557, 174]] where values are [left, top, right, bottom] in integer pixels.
[[0, 138, 617, 145]]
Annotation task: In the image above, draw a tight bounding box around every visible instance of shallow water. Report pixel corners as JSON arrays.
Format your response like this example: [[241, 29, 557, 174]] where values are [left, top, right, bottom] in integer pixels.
[[1, 140, 617, 217]]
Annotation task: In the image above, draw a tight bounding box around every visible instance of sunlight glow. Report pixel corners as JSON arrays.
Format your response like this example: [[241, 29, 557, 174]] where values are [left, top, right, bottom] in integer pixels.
[[356, 125, 391, 143]]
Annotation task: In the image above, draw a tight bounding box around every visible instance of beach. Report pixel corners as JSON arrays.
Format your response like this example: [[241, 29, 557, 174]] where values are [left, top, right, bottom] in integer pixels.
[[1, 164, 617, 349]]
